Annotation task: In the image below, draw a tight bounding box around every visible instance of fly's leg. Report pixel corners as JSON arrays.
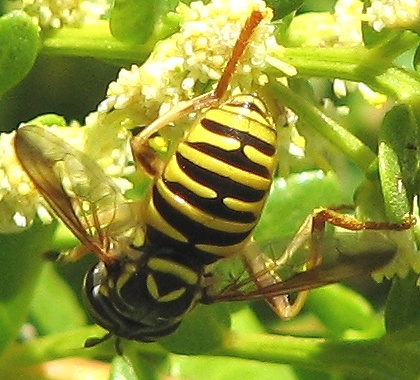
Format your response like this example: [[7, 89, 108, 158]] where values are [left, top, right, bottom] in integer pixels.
[[130, 9, 266, 177], [246, 206, 415, 320], [43, 244, 91, 263], [243, 214, 315, 319]]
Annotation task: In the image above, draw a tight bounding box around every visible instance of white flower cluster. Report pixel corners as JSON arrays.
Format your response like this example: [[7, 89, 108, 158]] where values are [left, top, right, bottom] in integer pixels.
[[366, 0, 420, 32], [300, 0, 420, 46], [0, 130, 47, 232], [104, 0, 281, 125], [0, 125, 78, 232], [333, 0, 364, 46], [1, 0, 280, 233], [0, 122, 133, 233], [14, 0, 109, 29], [330, 1, 388, 108]]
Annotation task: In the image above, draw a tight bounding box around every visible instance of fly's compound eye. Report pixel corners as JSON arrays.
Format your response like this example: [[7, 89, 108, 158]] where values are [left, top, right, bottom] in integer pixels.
[[83, 253, 202, 342]]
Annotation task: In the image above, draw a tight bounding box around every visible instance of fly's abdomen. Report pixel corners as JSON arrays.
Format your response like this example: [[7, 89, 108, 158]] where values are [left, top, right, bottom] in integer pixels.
[[144, 94, 277, 261]]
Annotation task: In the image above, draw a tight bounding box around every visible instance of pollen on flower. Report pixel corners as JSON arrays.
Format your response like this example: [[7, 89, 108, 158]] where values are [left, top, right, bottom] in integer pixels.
[[12, 0, 110, 30], [366, 0, 420, 32], [332, 0, 364, 46], [102, 0, 284, 130], [0, 130, 43, 232], [357, 83, 388, 108]]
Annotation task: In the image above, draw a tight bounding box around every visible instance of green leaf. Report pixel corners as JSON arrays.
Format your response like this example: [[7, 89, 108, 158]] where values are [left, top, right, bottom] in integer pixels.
[[230, 305, 266, 334], [0, 221, 56, 355], [378, 105, 417, 221], [414, 43, 420, 73], [220, 331, 420, 379], [0, 11, 39, 96], [266, 0, 304, 19], [255, 171, 344, 242], [110, 356, 142, 380], [27, 114, 67, 127], [306, 284, 382, 338], [354, 178, 388, 221], [110, 0, 180, 45], [361, 22, 400, 48], [161, 303, 231, 355], [29, 263, 86, 335]]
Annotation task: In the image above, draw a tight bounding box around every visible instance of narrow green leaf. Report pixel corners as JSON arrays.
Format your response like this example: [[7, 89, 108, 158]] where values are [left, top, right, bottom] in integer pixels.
[[217, 332, 420, 379], [0, 221, 56, 355], [0, 11, 39, 96], [378, 105, 417, 221], [414, 43, 420, 73]]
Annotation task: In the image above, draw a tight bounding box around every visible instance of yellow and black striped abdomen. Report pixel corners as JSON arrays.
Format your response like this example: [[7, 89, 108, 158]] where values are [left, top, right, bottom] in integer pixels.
[[144, 94, 277, 263]]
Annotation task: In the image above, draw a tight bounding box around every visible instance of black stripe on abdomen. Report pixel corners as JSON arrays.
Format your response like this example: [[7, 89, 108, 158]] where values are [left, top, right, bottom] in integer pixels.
[[187, 141, 270, 178], [151, 185, 252, 247], [201, 117, 275, 156], [175, 152, 265, 203]]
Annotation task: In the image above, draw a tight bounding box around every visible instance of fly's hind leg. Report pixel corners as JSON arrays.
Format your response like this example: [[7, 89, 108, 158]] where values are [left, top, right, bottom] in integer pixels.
[[246, 206, 414, 320], [243, 214, 316, 320]]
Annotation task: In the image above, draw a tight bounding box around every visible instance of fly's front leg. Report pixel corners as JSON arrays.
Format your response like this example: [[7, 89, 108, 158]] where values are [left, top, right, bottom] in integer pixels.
[[130, 93, 219, 177], [131, 9, 266, 177], [44, 243, 91, 263]]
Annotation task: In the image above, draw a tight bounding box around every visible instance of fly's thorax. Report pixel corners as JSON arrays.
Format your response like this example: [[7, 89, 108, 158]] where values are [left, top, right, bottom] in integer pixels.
[[83, 245, 204, 342], [142, 93, 277, 261]]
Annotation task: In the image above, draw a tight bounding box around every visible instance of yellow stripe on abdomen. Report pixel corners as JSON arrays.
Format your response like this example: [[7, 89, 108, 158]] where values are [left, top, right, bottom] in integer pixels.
[[144, 94, 277, 259]]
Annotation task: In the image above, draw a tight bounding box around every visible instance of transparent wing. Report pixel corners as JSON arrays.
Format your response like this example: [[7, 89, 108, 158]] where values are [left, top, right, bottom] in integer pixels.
[[205, 230, 397, 303], [14, 125, 140, 261]]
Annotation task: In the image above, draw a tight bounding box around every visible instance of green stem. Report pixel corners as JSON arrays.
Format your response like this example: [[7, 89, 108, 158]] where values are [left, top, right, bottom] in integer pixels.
[[0, 325, 166, 369], [215, 332, 420, 379], [4, 325, 420, 379], [41, 22, 152, 63], [269, 80, 376, 171], [279, 44, 420, 104], [366, 31, 419, 62]]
